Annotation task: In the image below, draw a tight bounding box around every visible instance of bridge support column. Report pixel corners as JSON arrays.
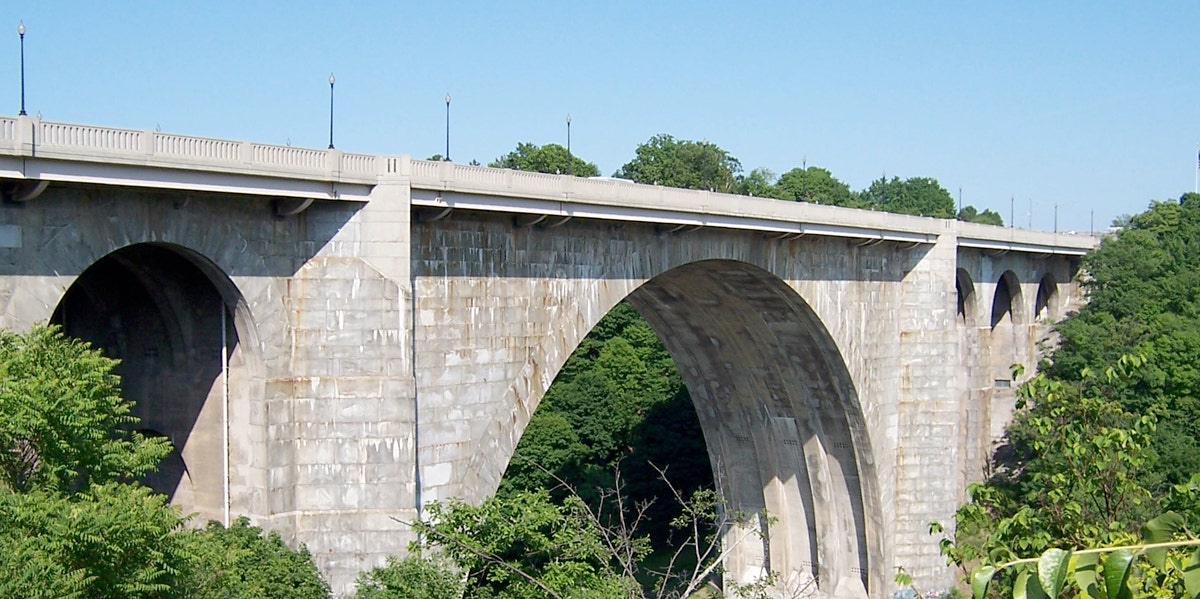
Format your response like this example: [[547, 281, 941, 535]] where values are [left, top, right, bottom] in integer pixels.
[[892, 233, 961, 594]]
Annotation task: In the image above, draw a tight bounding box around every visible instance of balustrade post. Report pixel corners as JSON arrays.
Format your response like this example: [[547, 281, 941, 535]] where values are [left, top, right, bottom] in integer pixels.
[[14, 114, 35, 156], [141, 129, 155, 156]]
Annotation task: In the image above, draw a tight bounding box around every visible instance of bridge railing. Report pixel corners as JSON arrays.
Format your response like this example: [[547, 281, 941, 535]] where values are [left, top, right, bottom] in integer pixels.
[[0, 114, 1099, 254], [0, 117, 15, 144], [0, 115, 387, 185]]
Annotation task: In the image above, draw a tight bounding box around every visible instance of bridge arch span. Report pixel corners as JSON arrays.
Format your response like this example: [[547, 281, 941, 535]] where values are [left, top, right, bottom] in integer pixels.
[[50, 242, 266, 525], [626, 259, 880, 596], [459, 255, 881, 596]]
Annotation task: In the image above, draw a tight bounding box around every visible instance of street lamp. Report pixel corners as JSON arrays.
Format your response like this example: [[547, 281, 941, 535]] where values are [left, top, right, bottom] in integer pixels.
[[444, 93, 451, 161], [327, 73, 335, 149], [566, 114, 572, 176], [17, 21, 26, 116]]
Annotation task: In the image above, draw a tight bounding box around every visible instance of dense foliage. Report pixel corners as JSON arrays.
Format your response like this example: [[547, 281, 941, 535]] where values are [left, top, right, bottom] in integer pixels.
[[180, 518, 331, 599], [489, 142, 601, 177], [938, 193, 1200, 597], [352, 553, 466, 599], [0, 326, 329, 598], [502, 303, 712, 549], [0, 326, 171, 493], [614, 134, 742, 192], [1045, 193, 1200, 488], [413, 490, 638, 599]]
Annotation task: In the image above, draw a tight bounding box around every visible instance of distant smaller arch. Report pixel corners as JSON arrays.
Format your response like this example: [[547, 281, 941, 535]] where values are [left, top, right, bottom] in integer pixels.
[[1034, 273, 1059, 321], [990, 270, 1022, 329], [956, 268, 977, 325]]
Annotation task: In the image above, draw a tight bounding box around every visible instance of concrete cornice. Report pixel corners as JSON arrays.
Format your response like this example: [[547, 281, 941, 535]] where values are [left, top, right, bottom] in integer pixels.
[[0, 115, 1098, 255]]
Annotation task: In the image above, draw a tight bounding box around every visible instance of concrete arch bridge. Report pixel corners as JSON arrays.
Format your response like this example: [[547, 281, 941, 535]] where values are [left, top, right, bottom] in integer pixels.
[[0, 115, 1094, 596]]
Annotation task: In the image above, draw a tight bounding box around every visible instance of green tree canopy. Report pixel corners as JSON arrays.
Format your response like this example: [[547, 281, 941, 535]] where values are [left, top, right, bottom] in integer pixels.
[[352, 553, 465, 599], [957, 205, 1005, 226], [614, 134, 742, 192], [736, 167, 783, 198], [416, 490, 636, 599], [0, 326, 330, 598], [180, 518, 330, 599], [1045, 193, 1200, 486], [0, 325, 170, 494], [489, 142, 600, 177], [858, 176, 956, 218], [775, 166, 857, 206], [941, 359, 1200, 598]]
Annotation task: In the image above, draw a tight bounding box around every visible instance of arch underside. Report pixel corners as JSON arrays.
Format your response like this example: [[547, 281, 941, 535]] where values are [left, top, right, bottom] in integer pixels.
[[51, 243, 238, 523], [625, 260, 877, 598]]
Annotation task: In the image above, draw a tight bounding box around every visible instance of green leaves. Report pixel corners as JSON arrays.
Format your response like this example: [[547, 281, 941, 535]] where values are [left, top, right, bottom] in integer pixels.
[[489, 142, 600, 177], [1141, 511, 1186, 569], [858, 175, 956, 218], [1046, 194, 1200, 490], [0, 325, 170, 493], [1101, 550, 1134, 599], [0, 325, 330, 598], [613, 134, 742, 193], [1184, 548, 1200, 599], [1037, 548, 1072, 598], [1072, 552, 1100, 598], [972, 565, 997, 599]]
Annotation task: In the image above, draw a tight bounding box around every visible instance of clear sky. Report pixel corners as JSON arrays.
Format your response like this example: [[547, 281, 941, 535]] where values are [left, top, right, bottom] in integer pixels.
[[6, 2, 1199, 233]]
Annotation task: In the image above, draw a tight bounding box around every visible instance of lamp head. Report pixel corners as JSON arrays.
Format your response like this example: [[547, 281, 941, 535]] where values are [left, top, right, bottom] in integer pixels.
[[445, 93, 451, 104], [329, 73, 335, 86], [566, 114, 571, 124], [18, 21, 25, 37]]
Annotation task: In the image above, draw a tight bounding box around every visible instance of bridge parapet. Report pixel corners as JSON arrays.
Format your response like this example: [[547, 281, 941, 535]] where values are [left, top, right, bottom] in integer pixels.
[[0, 115, 385, 185], [0, 115, 1098, 256]]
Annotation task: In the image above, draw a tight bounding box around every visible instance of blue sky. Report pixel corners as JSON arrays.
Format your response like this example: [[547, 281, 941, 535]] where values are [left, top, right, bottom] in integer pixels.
[[6, 2, 1199, 233]]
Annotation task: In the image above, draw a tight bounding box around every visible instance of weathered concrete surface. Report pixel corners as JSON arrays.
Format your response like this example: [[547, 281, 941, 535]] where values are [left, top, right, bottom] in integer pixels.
[[0, 119, 1094, 597]]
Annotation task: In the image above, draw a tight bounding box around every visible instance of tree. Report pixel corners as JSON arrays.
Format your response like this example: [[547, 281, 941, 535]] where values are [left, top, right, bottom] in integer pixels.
[[775, 166, 856, 206], [415, 490, 637, 599], [0, 326, 330, 598], [736, 168, 783, 199], [957, 205, 1004, 226], [489, 142, 600, 177], [1045, 193, 1200, 487], [614, 135, 742, 192], [858, 176, 956, 218], [179, 518, 330, 599], [0, 481, 190, 599], [502, 303, 711, 547], [933, 358, 1200, 597], [0, 325, 171, 493], [352, 553, 465, 599]]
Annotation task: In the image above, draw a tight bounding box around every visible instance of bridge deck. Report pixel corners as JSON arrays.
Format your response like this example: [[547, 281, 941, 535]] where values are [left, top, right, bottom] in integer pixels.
[[1, 115, 1096, 255]]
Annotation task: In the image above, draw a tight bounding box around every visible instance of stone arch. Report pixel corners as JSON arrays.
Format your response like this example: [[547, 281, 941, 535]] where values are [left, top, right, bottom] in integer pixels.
[[485, 258, 880, 597], [956, 268, 977, 325], [989, 270, 1022, 329], [1035, 272, 1059, 322], [50, 242, 258, 524]]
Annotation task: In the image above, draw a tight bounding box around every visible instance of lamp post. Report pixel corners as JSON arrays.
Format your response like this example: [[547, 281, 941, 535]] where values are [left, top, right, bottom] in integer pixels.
[[444, 93, 451, 161], [327, 73, 335, 149], [17, 21, 26, 116], [565, 114, 572, 176]]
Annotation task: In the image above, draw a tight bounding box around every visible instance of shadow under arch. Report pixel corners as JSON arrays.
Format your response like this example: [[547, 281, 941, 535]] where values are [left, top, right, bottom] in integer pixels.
[[1034, 272, 1059, 321], [618, 259, 881, 597], [50, 242, 257, 524], [956, 268, 977, 325], [990, 270, 1023, 329]]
